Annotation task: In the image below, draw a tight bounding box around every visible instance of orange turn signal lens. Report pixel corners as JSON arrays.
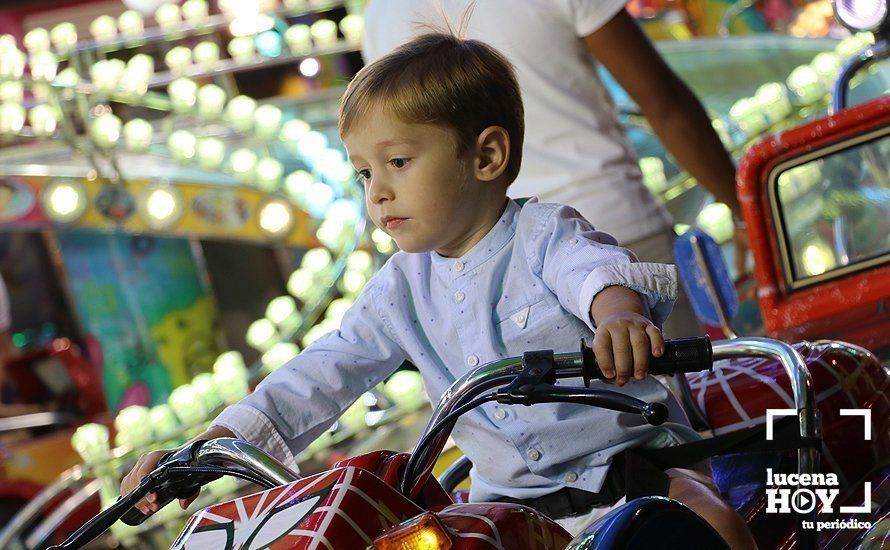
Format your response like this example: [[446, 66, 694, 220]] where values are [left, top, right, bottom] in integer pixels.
[[373, 512, 453, 550]]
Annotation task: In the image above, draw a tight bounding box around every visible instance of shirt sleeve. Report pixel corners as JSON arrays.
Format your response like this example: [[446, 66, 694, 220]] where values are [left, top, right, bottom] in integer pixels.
[[212, 276, 407, 467], [522, 201, 677, 331], [557, 0, 629, 38]]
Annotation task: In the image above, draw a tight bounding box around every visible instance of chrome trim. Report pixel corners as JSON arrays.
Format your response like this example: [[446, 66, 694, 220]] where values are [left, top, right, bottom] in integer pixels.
[[195, 438, 300, 487], [25, 478, 102, 549], [0, 466, 86, 548]]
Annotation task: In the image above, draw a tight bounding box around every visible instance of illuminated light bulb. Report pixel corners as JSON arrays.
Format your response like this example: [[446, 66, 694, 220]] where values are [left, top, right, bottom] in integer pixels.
[[754, 82, 792, 125], [90, 58, 125, 95], [299, 57, 320, 77], [301, 247, 332, 273], [338, 268, 368, 296], [256, 30, 283, 58], [214, 350, 246, 373], [246, 318, 278, 351], [258, 199, 294, 237], [142, 185, 183, 228], [287, 268, 314, 299], [0, 34, 14, 55], [801, 240, 836, 276], [673, 223, 691, 236], [339, 14, 364, 43], [297, 131, 328, 160], [168, 384, 209, 426], [810, 52, 842, 87], [197, 84, 226, 118], [261, 342, 300, 375], [639, 156, 668, 194], [307, 182, 335, 214], [192, 372, 223, 412], [118, 10, 145, 37], [254, 104, 283, 139], [71, 423, 111, 465], [168, 77, 198, 112], [786, 65, 825, 105], [284, 24, 312, 55], [315, 148, 346, 179], [196, 137, 225, 170], [384, 371, 426, 410], [283, 0, 308, 12], [193, 40, 219, 70], [326, 199, 360, 225], [372, 228, 395, 254], [126, 53, 154, 77], [30, 83, 51, 103], [326, 297, 353, 324], [227, 36, 255, 64], [255, 157, 284, 191], [155, 3, 182, 32], [696, 202, 733, 243], [346, 250, 373, 273], [29, 51, 57, 81], [149, 404, 179, 439], [54, 67, 79, 93], [284, 170, 313, 205], [310, 19, 338, 48], [229, 148, 258, 181], [280, 118, 310, 143], [181, 0, 210, 26], [29, 104, 58, 137], [265, 295, 302, 333], [0, 47, 26, 79], [41, 179, 88, 223], [167, 130, 197, 164], [114, 405, 153, 449], [24, 27, 51, 53], [301, 325, 330, 348], [50, 22, 78, 53], [165, 46, 192, 76], [90, 112, 122, 148], [339, 397, 368, 433], [90, 15, 118, 42], [728, 97, 768, 136], [225, 95, 256, 131], [0, 81, 23, 104], [123, 118, 153, 152]]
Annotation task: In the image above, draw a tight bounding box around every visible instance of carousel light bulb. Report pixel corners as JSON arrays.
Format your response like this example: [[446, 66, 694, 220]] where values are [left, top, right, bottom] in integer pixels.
[[0, 81, 23, 104], [254, 104, 283, 139], [283, 0, 308, 12], [802, 241, 836, 276], [786, 65, 825, 105], [168, 77, 198, 112], [301, 247, 332, 273], [0, 47, 26, 79], [168, 384, 208, 426], [144, 186, 182, 227], [214, 350, 246, 373], [54, 67, 80, 91], [50, 22, 78, 53], [193, 40, 219, 70], [182, 0, 210, 26], [197, 84, 226, 118], [346, 250, 373, 273], [113, 406, 153, 449], [261, 343, 300, 375], [310, 19, 338, 48], [123, 118, 153, 152], [284, 170, 312, 204], [255, 157, 284, 191], [29, 51, 57, 81], [307, 182, 335, 214], [168, 130, 197, 164], [284, 24, 312, 55], [227, 36, 255, 64], [196, 137, 225, 170], [212, 361, 249, 405], [256, 30, 283, 58], [42, 179, 87, 223], [297, 131, 328, 160], [754, 82, 792, 125], [70, 423, 110, 464], [280, 118, 310, 143], [326, 297, 353, 324], [728, 97, 768, 136], [371, 228, 395, 254], [118, 10, 145, 37], [326, 199, 360, 224], [286, 268, 314, 299], [165, 46, 192, 76], [696, 202, 733, 243], [258, 199, 294, 236], [149, 404, 179, 438], [154, 3, 182, 32], [299, 57, 320, 77], [230, 148, 257, 181], [192, 372, 223, 412], [90, 113, 122, 148], [339, 269, 367, 296], [246, 318, 278, 351], [225, 95, 256, 132], [339, 398, 369, 433], [384, 371, 426, 410], [811, 52, 842, 87], [315, 148, 345, 178], [127, 53, 154, 77], [339, 14, 364, 43], [639, 156, 668, 194], [90, 59, 125, 95], [29, 104, 58, 137], [24, 28, 51, 53], [90, 15, 118, 42], [265, 295, 300, 329]]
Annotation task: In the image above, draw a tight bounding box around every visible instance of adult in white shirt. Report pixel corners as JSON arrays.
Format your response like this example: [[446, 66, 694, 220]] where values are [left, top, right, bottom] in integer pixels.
[[362, 0, 749, 340]]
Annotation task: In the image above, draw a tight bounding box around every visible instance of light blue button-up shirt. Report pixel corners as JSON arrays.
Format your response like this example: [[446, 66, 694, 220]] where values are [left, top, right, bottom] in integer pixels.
[[214, 199, 697, 501]]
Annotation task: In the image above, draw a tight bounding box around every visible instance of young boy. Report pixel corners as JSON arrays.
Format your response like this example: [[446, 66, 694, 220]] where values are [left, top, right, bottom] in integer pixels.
[[122, 33, 754, 547]]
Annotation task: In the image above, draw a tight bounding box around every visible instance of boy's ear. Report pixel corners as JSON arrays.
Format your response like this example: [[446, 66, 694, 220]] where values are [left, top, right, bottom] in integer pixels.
[[473, 126, 510, 182]]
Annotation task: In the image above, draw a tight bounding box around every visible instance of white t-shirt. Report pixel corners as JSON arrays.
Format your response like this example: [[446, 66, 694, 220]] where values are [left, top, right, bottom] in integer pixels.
[[362, 0, 673, 244]]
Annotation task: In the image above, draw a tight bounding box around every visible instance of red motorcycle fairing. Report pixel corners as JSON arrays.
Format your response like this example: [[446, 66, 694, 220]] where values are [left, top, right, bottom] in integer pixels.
[[430, 503, 573, 549]]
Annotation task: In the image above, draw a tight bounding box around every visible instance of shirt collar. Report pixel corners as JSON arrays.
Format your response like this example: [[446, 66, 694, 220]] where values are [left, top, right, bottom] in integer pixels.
[[429, 198, 520, 278]]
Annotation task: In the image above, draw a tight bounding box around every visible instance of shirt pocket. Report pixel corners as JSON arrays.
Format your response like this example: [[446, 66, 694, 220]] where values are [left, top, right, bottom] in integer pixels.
[[493, 297, 561, 352]]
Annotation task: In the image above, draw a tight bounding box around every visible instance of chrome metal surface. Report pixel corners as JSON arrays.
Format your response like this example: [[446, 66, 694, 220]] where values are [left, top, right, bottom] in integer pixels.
[[195, 438, 299, 487], [832, 40, 890, 113], [0, 411, 78, 432], [0, 466, 86, 548], [25, 478, 102, 549]]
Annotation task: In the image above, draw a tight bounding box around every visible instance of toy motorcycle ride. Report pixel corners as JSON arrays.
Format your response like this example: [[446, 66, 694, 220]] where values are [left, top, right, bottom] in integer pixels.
[[49, 335, 839, 549]]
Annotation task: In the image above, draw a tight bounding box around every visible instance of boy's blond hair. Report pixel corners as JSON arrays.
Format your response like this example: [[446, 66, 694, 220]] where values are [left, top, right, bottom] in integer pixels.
[[339, 33, 524, 183]]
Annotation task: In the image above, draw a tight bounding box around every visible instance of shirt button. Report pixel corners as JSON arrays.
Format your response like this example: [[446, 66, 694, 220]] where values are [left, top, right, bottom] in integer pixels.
[[564, 471, 578, 483], [454, 291, 465, 303], [516, 313, 526, 323], [493, 409, 507, 420], [569, 238, 578, 245], [453, 261, 464, 272], [466, 354, 479, 367], [526, 448, 542, 461]]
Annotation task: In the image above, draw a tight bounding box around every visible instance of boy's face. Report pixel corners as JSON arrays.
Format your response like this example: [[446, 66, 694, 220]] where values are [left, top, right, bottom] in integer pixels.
[[343, 109, 500, 257]]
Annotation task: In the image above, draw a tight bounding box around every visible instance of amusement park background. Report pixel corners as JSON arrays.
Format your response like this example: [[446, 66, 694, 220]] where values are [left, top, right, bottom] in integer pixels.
[[0, 0, 886, 548]]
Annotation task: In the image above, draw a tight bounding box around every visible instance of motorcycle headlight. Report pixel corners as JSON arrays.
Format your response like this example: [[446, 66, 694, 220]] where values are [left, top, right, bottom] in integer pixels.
[[834, 0, 889, 33]]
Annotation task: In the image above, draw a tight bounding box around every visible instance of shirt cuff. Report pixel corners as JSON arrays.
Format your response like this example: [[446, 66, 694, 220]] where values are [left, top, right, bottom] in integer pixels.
[[579, 262, 678, 330], [212, 404, 300, 472]]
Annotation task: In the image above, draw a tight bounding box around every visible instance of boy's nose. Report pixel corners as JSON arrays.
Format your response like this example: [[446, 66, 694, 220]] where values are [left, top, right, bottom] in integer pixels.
[[368, 177, 393, 204]]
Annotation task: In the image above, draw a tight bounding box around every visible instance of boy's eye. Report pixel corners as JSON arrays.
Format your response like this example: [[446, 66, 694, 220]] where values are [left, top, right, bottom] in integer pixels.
[[355, 169, 371, 184], [389, 158, 409, 169]]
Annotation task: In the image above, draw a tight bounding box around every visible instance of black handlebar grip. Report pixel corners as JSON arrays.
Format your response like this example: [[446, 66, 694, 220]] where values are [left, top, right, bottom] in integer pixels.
[[646, 336, 713, 376]]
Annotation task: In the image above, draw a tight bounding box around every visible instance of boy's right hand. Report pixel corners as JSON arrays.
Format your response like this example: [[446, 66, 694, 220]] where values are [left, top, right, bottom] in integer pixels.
[[120, 449, 200, 516]]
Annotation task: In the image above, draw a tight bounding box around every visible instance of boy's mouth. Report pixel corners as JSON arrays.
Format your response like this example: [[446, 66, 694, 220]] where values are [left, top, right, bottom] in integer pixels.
[[380, 216, 408, 230]]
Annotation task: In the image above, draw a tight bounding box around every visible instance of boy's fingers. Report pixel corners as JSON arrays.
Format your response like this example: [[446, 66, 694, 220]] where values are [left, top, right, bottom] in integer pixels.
[[630, 329, 649, 380], [593, 331, 615, 379], [646, 325, 665, 357], [610, 329, 632, 385], [180, 491, 199, 510]]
